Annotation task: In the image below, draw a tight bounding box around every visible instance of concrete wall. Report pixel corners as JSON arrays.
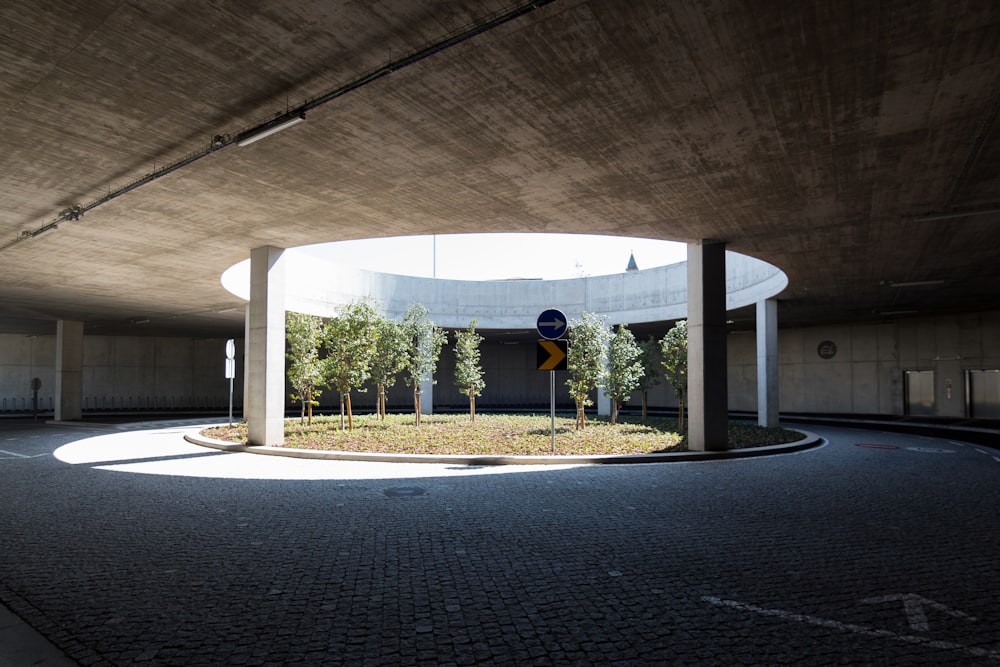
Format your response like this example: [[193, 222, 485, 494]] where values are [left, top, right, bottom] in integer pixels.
[[3, 310, 998, 418], [0, 334, 240, 414]]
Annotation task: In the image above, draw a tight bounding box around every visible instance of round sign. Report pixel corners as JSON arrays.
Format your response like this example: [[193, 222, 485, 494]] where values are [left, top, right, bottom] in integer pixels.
[[225, 338, 236, 359], [817, 340, 837, 359], [536, 309, 567, 340]]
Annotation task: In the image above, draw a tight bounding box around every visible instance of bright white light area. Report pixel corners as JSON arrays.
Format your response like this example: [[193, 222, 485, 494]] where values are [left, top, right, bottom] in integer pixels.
[[53, 425, 587, 480], [301, 233, 685, 280]]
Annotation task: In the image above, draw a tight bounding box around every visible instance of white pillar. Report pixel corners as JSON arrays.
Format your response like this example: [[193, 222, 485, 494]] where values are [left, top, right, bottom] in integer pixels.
[[54, 320, 84, 421], [687, 241, 728, 451], [598, 323, 612, 417], [756, 299, 779, 427], [420, 379, 434, 415], [246, 246, 286, 446]]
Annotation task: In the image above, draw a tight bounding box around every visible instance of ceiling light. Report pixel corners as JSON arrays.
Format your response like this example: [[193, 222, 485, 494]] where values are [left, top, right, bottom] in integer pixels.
[[236, 113, 306, 147], [30, 224, 58, 239], [879, 310, 918, 316], [889, 280, 946, 288], [911, 207, 1000, 222]]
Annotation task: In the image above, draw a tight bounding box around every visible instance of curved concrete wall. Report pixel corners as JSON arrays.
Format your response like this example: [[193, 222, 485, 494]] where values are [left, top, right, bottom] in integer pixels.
[[222, 250, 787, 326]]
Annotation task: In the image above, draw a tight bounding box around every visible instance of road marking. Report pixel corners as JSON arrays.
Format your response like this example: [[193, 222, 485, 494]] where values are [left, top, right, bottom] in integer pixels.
[[0, 449, 29, 458], [702, 596, 997, 661], [860, 593, 976, 631], [905, 447, 955, 454]]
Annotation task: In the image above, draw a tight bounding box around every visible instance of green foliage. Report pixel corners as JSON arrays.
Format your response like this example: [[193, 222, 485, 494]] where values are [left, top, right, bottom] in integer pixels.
[[204, 414, 805, 455], [454, 319, 486, 399], [659, 320, 688, 429], [603, 324, 644, 424], [636, 335, 662, 422], [323, 298, 380, 428], [565, 311, 610, 428], [637, 336, 662, 392], [401, 303, 447, 424], [285, 311, 325, 424], [369, 314, 409, 419]]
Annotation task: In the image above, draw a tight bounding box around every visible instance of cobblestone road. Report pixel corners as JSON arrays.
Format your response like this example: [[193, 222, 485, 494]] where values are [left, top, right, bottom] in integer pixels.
[[0, 419, 997, 665]]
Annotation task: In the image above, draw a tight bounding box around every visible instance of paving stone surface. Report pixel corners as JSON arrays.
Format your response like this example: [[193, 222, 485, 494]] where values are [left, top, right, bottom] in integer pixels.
[[0, 419, 997, 665]]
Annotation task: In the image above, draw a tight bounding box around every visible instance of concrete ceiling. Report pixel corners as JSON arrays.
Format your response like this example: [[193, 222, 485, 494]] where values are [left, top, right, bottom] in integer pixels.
[[2, 1, 998, 337]]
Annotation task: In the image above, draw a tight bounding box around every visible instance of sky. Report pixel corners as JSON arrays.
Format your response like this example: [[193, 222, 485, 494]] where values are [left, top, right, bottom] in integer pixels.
[[301, 233, 686, 280]]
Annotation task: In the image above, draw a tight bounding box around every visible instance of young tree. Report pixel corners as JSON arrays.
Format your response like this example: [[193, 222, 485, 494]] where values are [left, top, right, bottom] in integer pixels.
[[368, 314, 409, 421], [285, 311, 325, 425], [402, 303, 447, 426], [636, 336, 662, 422], [659, 319, 688, 431], [453, 319, 486, 422], [565, 311, 609, 430], [323, 298, 380, 430], [604, 324, 644, 425]]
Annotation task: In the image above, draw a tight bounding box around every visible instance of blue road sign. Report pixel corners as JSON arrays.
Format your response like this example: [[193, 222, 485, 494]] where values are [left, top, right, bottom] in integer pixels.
[[536, 308, 567, 340]]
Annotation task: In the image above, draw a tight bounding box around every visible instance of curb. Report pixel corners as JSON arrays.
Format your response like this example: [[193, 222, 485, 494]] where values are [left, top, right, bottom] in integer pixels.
[[184, 429, 824, 465]]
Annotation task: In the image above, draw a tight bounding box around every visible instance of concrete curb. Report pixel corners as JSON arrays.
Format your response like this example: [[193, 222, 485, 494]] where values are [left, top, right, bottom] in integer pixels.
[[184, 429, 823, 465]]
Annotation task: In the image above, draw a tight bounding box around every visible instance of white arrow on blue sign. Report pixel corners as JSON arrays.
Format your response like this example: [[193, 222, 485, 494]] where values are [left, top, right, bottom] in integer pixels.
[[536, 308, 567, 340]]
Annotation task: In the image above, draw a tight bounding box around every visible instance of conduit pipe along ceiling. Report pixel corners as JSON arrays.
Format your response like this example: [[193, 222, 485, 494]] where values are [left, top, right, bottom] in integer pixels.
[[221, 239, 789, 329]]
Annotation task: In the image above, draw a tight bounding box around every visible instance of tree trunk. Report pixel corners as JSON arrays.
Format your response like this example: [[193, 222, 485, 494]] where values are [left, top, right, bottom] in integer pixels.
[[378, 384, 385, 421], [469, 394, 475, 423], [575, 397, 586, 430], [414, 386, 422, 426], [678, 400, 685, 432], [307, 388, 313, 425], [611, 400, 618, 425], [339, 393, 346, 430], [346, 392, 353, 430], [300, 394, 305, 425]]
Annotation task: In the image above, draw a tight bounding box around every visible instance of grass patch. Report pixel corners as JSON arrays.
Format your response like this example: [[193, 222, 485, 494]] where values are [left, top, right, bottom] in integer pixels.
[[201, 413, 804, 457]]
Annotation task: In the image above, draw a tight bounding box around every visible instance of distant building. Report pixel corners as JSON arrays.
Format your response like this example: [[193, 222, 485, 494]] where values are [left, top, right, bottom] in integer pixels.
[[626, 252, 639, 273]]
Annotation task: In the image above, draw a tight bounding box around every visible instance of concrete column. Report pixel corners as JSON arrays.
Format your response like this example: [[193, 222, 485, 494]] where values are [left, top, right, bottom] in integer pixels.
[[246, 246, 286, 446], [54, 320, 84, 421], [597, 389, 612, 417], [420, 379, 434, 415], [243, 303, 251, 419], [756, 299, 779, 427], [687, 241, 728, 451], [597, 324, 612, 416]]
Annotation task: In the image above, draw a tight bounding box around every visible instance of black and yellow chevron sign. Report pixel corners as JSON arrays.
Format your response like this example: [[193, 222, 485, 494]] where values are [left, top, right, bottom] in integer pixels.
[[537, 339, 568, 371]]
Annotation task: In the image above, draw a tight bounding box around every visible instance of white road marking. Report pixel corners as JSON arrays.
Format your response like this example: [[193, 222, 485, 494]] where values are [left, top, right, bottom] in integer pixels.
[[0, 449, 29, 458], [905, 447, 955, 454], [860, 593, 977, 632], [702, 596, 997, 661]]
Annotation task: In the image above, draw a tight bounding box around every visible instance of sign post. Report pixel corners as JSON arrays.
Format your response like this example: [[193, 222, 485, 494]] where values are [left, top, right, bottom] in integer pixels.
[[537, 309, 568, 453], [225, 339, 236, 426]]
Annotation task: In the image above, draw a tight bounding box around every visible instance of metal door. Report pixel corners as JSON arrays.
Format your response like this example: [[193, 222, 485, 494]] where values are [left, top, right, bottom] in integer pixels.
[[967, 369, 1000, 419], [904, 370, 935, 416]]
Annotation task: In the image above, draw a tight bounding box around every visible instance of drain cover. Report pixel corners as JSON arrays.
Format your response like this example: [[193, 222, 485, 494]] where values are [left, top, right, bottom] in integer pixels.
[[384, 486, 426, 497]]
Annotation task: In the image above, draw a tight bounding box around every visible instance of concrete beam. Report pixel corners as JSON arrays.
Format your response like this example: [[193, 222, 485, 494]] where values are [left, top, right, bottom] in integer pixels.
[[54, 320, 83, 421], [246, 246, 287, 446], [687, 242, 728, 451]]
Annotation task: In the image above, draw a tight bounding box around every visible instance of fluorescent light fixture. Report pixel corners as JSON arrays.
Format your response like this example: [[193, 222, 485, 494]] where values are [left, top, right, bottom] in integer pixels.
[[889, 280, 946, 288], [879, 310, 918, 316], [912, 207, 1000, 222], [30, 224, 58, 239], [236, 112, 306, 147]]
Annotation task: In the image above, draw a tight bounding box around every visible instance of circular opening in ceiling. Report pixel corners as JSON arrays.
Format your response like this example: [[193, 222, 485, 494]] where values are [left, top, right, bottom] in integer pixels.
[[298, 233, 686, 280]]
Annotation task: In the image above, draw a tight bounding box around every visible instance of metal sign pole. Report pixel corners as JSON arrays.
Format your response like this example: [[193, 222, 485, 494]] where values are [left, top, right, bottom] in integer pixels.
[[550, 369, 556, 453]]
